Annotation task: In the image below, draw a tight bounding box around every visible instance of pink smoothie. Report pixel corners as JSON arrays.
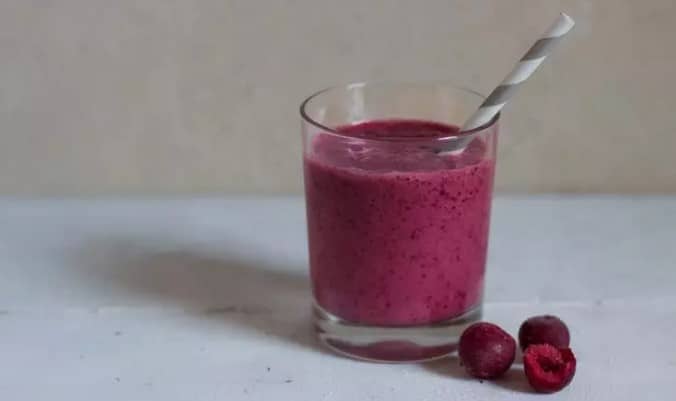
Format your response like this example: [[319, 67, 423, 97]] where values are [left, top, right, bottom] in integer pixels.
[[303, 119, 495, 326]]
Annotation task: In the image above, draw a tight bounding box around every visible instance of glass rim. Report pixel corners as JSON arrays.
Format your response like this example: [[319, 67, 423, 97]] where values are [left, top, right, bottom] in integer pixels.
[[299, 80, 500, 142]]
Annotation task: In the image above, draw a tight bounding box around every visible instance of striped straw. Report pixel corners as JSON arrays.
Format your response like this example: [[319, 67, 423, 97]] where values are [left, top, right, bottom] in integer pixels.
[[460, 12, 575, 132]]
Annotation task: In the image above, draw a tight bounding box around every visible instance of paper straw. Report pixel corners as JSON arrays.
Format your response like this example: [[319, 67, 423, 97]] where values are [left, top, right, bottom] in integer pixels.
[[460, 13, 575, 132]]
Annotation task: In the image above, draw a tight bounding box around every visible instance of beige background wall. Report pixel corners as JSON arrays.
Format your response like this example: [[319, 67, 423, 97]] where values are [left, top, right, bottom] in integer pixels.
[[1, 0, 674, 195]]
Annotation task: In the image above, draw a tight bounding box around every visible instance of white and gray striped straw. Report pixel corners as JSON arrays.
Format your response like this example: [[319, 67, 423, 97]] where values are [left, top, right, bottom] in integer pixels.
[[460, 13, 575, 132]]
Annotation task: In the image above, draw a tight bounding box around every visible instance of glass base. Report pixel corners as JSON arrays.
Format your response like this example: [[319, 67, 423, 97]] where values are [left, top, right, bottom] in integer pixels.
[[313, 303, 482, 363]]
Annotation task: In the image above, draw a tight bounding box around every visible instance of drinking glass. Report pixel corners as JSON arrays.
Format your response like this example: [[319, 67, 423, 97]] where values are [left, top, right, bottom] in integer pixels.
[[301, 82, 499, 362]]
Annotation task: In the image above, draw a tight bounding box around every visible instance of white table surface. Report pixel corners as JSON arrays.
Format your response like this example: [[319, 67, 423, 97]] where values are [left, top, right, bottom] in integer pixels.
[[1, 196, 675, 400]]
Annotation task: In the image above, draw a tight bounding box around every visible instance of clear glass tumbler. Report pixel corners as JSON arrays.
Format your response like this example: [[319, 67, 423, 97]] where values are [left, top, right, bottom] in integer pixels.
[[301, 82, 499, 362]]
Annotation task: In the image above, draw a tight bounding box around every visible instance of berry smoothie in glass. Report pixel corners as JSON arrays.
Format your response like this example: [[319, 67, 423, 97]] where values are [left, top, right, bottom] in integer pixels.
[[301, 82, 498, 362]]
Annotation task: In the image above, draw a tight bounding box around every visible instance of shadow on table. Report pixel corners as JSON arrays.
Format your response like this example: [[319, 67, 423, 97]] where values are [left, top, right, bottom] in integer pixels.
[[423, 355, 533, 393], [71, 236, 328, 355]]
